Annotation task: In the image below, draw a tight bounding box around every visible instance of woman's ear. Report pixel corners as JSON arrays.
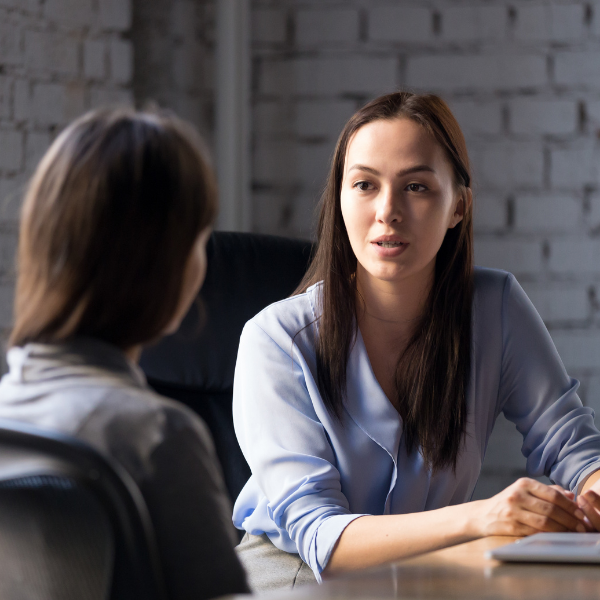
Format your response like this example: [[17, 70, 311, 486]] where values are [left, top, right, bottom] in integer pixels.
[[449, 187, 472, 229]]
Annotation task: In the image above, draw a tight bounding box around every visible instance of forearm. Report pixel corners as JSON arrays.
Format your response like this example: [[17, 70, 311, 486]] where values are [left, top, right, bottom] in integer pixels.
[[580, 469, 600, 495], [323, 501, 480, 577]]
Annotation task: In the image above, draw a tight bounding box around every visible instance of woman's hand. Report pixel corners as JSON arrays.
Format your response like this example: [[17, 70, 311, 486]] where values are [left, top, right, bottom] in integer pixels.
[[576, 471, 600, 530], [471, 478, 587, 537]]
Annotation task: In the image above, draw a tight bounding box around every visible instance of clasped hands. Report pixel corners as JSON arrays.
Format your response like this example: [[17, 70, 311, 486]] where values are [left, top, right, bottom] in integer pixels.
[[472, 476, 600, 536]]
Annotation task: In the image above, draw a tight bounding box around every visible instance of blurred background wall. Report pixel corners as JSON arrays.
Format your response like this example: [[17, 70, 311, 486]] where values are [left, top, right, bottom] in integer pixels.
[[1, 0, 600, 498]]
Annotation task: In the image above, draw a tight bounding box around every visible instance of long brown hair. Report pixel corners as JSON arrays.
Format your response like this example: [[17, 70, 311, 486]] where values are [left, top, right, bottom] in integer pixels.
[[11, 108, 217, 350], [296, 92, 473, 472]]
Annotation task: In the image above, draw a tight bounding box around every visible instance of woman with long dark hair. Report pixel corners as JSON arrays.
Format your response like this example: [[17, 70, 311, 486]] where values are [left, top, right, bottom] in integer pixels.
[[232, 92, 600, 589], [0, 108, 248, 600]]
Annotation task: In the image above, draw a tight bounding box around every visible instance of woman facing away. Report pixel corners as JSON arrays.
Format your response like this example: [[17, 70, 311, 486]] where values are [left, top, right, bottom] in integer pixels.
[[0, 108, 249, 600], [232, 91, 600, 590]]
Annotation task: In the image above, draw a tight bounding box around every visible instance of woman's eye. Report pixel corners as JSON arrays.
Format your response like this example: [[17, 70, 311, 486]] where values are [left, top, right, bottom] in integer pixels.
[[354, 181, 373, 191], [406, 183, 426, 192]]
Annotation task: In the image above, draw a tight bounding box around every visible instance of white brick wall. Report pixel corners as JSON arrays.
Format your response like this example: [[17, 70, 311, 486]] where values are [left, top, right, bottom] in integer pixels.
[[131, 0, 215, 144], [251, 0, 600, 498], [0, 0, 134, 354]]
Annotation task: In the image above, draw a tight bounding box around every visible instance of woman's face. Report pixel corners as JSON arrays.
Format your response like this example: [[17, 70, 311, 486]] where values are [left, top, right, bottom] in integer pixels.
[[163, 226, 212, 335], [340, 118, 466, 288]]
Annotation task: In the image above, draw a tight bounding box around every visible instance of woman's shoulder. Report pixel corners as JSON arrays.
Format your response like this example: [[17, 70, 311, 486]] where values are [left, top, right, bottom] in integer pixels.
[[244, 281, 323, 340], [473, 266, 517, 312]]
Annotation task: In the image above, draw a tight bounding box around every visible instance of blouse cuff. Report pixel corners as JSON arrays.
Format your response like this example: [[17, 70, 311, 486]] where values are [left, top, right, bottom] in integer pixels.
[[312, 513, 369, 582]]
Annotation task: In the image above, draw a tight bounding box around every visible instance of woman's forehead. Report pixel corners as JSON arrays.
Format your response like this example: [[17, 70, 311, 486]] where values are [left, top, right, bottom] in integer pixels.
[[344, 118, 446, 174]]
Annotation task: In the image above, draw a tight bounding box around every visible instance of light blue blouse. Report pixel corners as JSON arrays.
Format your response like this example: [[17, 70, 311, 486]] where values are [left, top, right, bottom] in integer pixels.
[[232, 267, 600, 582]]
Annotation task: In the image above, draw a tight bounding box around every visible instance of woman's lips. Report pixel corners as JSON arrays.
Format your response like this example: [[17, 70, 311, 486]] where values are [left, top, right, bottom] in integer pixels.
[[371, 240, 408, 257]]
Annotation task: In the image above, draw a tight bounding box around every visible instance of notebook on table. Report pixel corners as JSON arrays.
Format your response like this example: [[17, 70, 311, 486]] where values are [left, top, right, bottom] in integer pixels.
[[486, 533, 600, 563]]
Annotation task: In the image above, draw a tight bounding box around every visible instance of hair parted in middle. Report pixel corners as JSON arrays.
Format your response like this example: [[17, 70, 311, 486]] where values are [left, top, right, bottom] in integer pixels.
[[295, 91, 474, 473]]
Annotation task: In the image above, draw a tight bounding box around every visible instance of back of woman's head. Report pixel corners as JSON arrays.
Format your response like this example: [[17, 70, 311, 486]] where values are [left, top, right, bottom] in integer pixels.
[[10, 107, 217, 349]]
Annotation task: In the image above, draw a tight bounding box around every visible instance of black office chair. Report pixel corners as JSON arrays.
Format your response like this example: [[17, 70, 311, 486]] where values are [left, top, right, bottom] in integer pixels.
[[140, 231, 314, 505], [0, 418, 167, 600]]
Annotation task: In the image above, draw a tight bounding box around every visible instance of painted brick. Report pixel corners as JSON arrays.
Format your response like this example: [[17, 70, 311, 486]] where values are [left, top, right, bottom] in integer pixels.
[[587, 100, 600, 127], [261, 57, 398, 96], [13, 80, 31, 122], [0, 23, 22, 66], [295, 99, 356, 139], [173, 42, 203, 90], [0, 77, 11, 119], [25, 30, 78, 77], [551, 4, 586, 41], [0, 283, 13, 328], [594, 2, 600, 37], [480, 142, 544, 188], [44, 0, 94, 29], [253, 7, 286, 44], [32, 83, 65, 125], [450, 101, 502, 137], [89, 87, 133, 108], [253, 101, 292, 136], [515, 193, 580, 232], [171, 0, 196, 41], [548, 239, 600, 273], [474, 238, 542, 273], [109, 38, 133, 84], [0, 231, 17, 277], [98, 0, 132, 31], [369, 6, 432, 43], [510, 99, 578, 135], [253, 138, 295, 184], [473, 193, 507, 232], [296, 8, 359, 45], [0, 130, 22, 172], [441, 6, 506, 42], [407, 54, 546, 91], [587, 192, 600, 230], [514, 5, 549, 42], [297, 141, 334, 190], [25, 130, 51, 170], [0, 175, 27, 224], [550, 142, 596, 188], [84, 40, 106, 80], [555, 52, 600, 87], [520, 284, 590, 322], [514, 4, 584, 43], [552, 331, 600, 371]]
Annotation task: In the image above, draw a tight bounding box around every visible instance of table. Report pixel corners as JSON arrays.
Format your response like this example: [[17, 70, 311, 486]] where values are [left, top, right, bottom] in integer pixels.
[[253, 537, 600, 600]]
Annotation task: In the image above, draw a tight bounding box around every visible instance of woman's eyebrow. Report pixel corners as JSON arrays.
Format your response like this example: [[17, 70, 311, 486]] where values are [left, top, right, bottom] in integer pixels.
[[348, 164, 435, 176]]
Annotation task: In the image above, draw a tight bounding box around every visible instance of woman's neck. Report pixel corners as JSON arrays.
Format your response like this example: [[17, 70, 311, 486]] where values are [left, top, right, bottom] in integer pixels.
[[356, 262, 434, 341]]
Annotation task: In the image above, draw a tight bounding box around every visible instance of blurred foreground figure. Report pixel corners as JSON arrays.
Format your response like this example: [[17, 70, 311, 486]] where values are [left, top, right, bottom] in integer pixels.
[[0, 108, 249, 600]]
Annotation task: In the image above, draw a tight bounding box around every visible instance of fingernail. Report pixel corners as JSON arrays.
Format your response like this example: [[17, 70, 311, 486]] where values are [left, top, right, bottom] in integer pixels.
[[576, 509, 586, 519], [577, 524, 586, 533], [579, 497, 589, 506]]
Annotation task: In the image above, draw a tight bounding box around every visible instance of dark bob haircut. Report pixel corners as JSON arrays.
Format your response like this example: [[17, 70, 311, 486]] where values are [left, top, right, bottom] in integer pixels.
[[10, 107, 217, 350]]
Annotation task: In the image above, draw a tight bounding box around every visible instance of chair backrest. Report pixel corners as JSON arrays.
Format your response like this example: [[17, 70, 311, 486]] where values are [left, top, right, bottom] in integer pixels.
[[0, 418, 167, 600], [140, 231, 314, 503]]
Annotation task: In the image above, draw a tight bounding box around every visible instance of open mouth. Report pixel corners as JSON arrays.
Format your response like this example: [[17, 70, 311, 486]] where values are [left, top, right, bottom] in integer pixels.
[[376, 241, 404, 248]]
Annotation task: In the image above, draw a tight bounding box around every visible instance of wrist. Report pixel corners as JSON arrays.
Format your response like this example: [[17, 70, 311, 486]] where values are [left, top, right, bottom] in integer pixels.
[[461, 499, 487, 539]]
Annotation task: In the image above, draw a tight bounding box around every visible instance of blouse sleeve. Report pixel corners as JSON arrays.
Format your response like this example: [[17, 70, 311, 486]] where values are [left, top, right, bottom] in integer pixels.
[[233, 320, 367, 581], [498, 273, 600, 492]]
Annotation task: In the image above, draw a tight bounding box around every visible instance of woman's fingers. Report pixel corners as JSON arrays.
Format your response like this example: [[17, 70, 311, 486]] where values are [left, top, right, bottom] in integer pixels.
[[524, 481, 587, 531], [578, 491, 600, 531], [521, 494, 586, 532], [503, 479, 585, 533]]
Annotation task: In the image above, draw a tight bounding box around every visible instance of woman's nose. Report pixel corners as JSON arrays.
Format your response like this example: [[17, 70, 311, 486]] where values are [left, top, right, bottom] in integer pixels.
[[375, 187, 402, 224]]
